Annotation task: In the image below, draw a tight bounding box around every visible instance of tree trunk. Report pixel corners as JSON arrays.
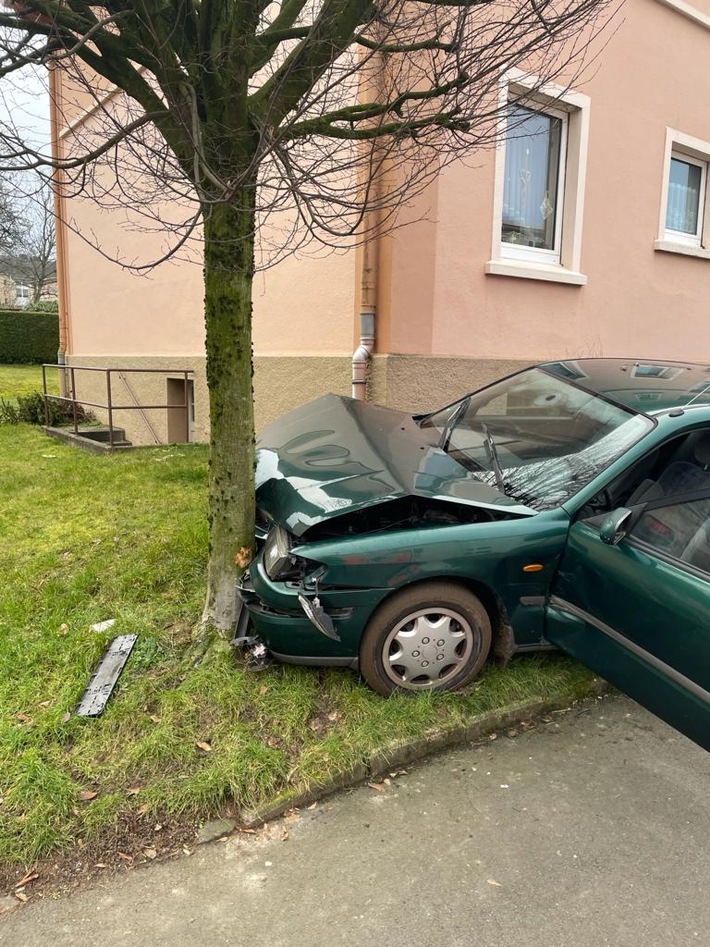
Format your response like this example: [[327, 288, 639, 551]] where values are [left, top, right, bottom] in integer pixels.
[[201, 193, 257, 634]]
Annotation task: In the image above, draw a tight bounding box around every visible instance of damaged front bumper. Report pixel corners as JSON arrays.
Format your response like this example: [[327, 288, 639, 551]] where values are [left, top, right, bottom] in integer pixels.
[[237, 555, 391, 668]]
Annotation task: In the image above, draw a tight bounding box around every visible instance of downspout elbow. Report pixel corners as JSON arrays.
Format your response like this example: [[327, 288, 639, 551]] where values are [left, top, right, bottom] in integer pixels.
[[352, 309, 375, 400]]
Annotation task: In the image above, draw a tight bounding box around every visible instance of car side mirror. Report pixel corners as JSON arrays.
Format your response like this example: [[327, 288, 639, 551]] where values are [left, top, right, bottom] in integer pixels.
[[599, 507, 634, 546]]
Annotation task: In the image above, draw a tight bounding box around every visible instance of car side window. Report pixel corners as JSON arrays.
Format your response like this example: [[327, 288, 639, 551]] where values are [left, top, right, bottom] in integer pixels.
[[600, 427, 710, 512], [631, 496, 710, 575]]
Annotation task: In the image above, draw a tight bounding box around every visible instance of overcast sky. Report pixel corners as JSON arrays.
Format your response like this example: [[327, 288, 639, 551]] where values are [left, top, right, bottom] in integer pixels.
[[0, 65, 51, 157]]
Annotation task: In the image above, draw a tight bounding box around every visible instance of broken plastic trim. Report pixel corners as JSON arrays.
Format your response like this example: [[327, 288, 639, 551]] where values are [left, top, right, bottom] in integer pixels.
[[76, 634, 137, 717], [298, 593, 341, 641], [231, 634, 276, 670]]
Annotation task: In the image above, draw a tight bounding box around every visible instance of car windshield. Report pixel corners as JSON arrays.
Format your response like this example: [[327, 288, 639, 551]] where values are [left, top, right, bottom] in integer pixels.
[[420, 368, 653, 510]]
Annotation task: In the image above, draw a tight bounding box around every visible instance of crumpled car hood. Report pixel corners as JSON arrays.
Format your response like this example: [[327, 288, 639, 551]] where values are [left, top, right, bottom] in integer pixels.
[[255, 395, 535, 536]]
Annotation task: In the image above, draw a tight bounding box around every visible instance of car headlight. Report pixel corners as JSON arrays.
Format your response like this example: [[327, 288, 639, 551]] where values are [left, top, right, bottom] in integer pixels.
[[263, 525, 294, 580]]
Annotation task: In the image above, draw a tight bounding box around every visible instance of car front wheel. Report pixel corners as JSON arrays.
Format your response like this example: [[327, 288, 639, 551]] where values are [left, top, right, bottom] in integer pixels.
[[359, 582, 492, 696]]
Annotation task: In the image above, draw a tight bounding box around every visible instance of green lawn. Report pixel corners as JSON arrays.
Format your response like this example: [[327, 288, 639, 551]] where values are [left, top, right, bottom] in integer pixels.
[[0, 391, 599, 872], [0, 363, 58, 400]]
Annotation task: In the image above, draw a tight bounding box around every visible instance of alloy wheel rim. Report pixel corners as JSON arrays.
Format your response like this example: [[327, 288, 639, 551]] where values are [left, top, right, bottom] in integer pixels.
[[382, 606, 475, 690]]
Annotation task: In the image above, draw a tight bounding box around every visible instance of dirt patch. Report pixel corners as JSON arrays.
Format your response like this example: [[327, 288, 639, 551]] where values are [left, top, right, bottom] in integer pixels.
[[0, 810, 201, 908]]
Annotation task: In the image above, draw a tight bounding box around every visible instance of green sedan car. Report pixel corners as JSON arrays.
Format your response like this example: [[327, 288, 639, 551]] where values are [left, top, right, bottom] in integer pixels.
[[238, 359, 710, 750]]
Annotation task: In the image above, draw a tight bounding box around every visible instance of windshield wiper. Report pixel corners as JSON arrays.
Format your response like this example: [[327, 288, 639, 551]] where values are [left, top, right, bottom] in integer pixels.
[[481, 423, 505, 493], [438, 396, 470, 452]]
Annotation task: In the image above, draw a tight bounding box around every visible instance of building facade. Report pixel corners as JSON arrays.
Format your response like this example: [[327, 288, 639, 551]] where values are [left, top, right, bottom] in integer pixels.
[[53, 0, 710, 444]]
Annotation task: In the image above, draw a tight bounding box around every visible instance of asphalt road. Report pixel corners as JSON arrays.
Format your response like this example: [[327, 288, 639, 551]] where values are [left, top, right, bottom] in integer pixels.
[[2, 694, 708, 947]]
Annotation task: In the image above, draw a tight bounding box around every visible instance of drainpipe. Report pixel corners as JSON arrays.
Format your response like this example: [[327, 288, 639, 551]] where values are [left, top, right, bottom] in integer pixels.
[[351, 34, 387, 402], [352, 307, 375, 399], [352, 189, 379, 400], [49, 63, 71, 389]]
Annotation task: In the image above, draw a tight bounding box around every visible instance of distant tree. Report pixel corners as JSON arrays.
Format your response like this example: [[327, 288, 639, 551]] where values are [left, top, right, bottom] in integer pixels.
[[0, 176, 24, 255], [15, 178, 56, 305], [0, 0, 614, 638]]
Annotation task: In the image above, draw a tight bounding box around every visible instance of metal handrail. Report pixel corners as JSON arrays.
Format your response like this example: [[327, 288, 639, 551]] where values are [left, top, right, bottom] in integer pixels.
[[42, 364, 195, 447]]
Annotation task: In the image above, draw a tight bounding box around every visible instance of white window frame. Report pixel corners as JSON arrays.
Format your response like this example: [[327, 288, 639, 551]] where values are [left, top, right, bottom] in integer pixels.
[[487, 70, 590, 286], [656, 128, 710, 260], [500, 102, 569, 266]]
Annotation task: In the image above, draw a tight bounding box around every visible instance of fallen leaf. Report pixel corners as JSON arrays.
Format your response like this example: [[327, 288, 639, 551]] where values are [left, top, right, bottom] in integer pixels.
[[38, 700, 51, 708], [154, 824, 163, 832], [59, 624, 69, 636], [368, 782, 386, 793], [136, 804, 149, 816], [239, 827, 258, 834], [149, 714, 161, 724], [143, 848, 157, 860], [126, 786, 141, 796], [95, 863, 108, 869], [280, 829, 289, 841], [259, 685, 269, 696], [77, 790, 98, 801], [14, 892, 29, 903], [306, 802, 317, 810], [196, 741, 212, 753], [61, 712, 71, 723], [15, 713, 32, 723], [487, 879, 503, 887], [117, 852, 133, 862], [234, 546, 253, 569]]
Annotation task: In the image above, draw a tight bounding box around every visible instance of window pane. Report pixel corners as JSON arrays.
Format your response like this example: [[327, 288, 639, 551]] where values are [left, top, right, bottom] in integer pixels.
[[666, 157, 702, 234], [633, 497, 710, 574], [502, 105, 563, 251]]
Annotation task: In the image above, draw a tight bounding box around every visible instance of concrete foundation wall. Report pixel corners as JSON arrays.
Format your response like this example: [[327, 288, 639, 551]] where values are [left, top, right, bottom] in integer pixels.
[[66, 353, 530, 444]]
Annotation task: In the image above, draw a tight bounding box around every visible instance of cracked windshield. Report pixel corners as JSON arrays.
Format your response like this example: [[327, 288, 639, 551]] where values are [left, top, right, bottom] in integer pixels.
[[422, 368, 652, 510]]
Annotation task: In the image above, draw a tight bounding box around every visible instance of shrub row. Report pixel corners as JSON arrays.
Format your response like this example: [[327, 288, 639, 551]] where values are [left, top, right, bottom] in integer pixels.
[[0, 391, 90, 426], [0, 309, 60, 364]]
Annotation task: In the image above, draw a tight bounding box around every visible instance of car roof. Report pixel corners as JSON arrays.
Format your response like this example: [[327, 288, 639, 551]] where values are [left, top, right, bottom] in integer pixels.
[[541, 358, 710, 414]]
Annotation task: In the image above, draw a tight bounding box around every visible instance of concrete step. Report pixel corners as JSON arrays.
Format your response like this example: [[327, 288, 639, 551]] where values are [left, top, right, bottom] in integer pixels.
[[44, 426, 134, 453], [74, 425, 128, 444]]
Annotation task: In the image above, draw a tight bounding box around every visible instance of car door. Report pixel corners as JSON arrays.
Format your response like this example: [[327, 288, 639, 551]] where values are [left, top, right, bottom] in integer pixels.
[[545, 491, 710, 751]]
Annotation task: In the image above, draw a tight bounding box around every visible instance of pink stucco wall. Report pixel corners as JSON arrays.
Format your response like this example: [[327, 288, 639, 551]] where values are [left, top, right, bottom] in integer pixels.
[[64, 197, 356, 358], [60, 0, 710, 370], [384, 0, 710, 363]]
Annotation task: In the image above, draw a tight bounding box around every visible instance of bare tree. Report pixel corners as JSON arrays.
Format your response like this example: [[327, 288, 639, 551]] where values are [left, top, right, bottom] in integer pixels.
[[0, 0, 613, 636], [5, 175, 56, 304]]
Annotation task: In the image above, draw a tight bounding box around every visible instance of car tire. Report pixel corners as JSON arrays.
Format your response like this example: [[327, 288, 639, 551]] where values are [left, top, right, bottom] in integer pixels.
[[359, 582, 492, 696]]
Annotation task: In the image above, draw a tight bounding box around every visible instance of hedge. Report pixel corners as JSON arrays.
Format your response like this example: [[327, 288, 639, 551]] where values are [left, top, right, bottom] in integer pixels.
[[0, 309, 60, 364]]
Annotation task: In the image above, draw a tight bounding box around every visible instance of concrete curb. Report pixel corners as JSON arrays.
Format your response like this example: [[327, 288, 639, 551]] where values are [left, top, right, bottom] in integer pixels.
[[239, 677, 612, 830]]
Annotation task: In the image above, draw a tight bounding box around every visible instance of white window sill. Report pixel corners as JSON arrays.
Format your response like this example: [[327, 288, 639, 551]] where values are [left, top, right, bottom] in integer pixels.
[[485, 259, 587, 285], [654, 239, 710, 260]]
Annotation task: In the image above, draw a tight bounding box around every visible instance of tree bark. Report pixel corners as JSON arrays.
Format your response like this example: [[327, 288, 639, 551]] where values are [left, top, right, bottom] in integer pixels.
[[201, 191, 257, 633]]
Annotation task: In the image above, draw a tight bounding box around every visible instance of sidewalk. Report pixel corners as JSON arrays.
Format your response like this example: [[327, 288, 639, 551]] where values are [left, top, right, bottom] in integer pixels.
[[2, 694, 708, 947]]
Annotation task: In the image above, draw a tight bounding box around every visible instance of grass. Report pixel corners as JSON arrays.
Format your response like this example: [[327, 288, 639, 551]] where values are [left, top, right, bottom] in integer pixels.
[[0, 363, 58, 401], [0, 365, 600, 872]]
